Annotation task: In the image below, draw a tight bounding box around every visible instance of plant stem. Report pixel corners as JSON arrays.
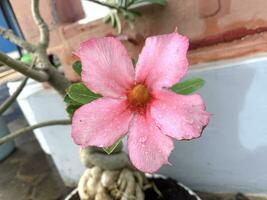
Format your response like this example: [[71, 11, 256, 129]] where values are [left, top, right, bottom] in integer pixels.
[[0, 77, 28, 115], [81, 147, 132, 170], [31, 0, 71, 95], [46, 65, 71, 96], [31, 0, 49, 48], [0, 51, 49, 82], [0, 27, 36, 52], [0, 119, 71, 145]]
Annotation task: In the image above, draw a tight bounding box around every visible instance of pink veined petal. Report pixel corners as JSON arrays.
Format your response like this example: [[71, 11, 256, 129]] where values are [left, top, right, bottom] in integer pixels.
[[135, 32, 189, 89], [128, 113, 174, 173], [76, 37, 135, 98], [71, 98, 133, 148], [151, 89, 210, 140]]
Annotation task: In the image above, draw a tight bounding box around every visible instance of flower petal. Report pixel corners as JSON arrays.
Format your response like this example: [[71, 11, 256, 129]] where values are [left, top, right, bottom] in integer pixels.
[[72, 98, 133, 148], [128, 113, 174, 172], [76, 37, 135, 98], [151, 90, 210, 140], [135, 32, 189, 89]]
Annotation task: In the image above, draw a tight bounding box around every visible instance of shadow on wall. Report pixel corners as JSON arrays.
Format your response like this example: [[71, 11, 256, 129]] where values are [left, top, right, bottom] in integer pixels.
[[160, 57, 267, 193]]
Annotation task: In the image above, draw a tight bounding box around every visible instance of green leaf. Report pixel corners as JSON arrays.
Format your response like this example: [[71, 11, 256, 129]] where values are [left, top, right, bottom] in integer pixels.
[[20, 53, 33, 64], [133, 0, 166, 6], [114, 12, 122, 34], [64, 94, 82, 106], [72, 60, 82, 76], [64, 94, 83, 116], [103, 139, 123, 154], [67, 83, 101, 104], [110, 11, 116, 28], [171, 78, 205, 95], [66, 104, 81, 116]]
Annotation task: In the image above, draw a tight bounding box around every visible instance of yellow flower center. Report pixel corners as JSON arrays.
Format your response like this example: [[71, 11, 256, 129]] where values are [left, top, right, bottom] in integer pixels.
[[128, 84, 151, 108]]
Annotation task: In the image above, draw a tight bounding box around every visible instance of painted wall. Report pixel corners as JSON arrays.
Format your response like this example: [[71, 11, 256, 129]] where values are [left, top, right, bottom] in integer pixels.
[[0, 7, 17, 53], [9, 0, 267, 81]]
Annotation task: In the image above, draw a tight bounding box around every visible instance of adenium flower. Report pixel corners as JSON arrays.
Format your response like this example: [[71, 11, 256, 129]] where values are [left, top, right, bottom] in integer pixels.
[[72, 32, 210, 172]]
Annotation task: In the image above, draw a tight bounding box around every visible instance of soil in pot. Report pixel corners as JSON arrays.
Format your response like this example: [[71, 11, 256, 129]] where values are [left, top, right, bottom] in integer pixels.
[[145, 177, 198, 200], [67, 177, 199, 200]]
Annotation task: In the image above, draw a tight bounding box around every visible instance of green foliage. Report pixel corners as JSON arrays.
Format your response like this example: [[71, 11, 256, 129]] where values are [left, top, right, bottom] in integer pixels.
[[133, 0, 166, 5], [65, 60, 101, 116], [66, 104, 81, 116], [72, 60, 82, 76], [171, 78, 205, 95], [20, 53, 32, 64], [64, 83, 102, 116], [103, 138, 123, 154], [101, 0, 166, 33], [67, 83, 101, 105], [64, 94, 82, 116], [64, 94, 82, 106]]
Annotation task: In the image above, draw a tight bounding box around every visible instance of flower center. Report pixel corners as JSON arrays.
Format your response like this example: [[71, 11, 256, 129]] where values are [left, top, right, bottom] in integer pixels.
[[128, 84, 151, 108]]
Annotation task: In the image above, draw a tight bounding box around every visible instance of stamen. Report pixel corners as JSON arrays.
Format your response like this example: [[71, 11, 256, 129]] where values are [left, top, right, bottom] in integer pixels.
[[127, 84, 151, 108]]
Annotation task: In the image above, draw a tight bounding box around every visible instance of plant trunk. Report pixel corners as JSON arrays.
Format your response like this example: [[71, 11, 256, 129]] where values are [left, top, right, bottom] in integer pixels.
[[37, 48, 71, 96], [46, 66, 71, 96]]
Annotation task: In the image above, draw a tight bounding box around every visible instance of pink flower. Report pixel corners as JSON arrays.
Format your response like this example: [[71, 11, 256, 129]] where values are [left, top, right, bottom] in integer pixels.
[[72, 32, 210, 173]]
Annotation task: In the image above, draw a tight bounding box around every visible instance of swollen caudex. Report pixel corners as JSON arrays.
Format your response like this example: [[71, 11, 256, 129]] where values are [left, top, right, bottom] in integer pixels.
[[78, 166, 146, 200], [78, 146, 147, 200]]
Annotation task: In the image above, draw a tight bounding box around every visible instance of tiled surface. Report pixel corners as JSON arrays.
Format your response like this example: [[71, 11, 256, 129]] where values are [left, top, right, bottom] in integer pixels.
[[0, 137, 70, 200], [0, 110, 70, 200]]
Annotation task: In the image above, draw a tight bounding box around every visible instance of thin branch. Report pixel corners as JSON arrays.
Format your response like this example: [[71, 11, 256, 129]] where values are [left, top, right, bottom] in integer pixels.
[[0, 77, 28, 115], [0, 119, 71, 145], [0, 56, 37, 115], [0, 26, 36, 52], [0, 51, 48, 81], [31, 0, 49, 48]]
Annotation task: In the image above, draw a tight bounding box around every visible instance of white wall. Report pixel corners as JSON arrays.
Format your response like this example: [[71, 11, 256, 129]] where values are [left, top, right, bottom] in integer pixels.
[[160, 55, 267, 193], [79, 0, 109, 24]]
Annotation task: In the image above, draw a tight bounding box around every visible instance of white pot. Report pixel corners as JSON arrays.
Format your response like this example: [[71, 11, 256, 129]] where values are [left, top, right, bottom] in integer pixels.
[[7, 80, 85, 187]]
